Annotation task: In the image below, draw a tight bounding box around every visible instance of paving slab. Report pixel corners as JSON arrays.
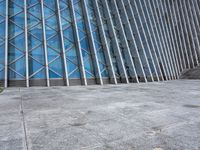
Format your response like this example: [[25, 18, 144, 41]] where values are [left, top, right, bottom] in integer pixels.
[[0, 80, 200, 150]]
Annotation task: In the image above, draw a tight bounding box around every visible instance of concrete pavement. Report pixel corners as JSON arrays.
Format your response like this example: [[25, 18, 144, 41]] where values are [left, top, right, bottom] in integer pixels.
[[0, 80, 200, 150]]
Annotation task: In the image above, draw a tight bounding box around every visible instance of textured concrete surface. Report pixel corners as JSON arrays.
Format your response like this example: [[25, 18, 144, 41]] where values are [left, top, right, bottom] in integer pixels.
[[0, 80, 200, 150]]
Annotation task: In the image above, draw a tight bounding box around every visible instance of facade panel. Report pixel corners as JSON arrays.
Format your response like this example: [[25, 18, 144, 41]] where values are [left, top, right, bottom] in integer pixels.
[[0, 0, 199, 87]]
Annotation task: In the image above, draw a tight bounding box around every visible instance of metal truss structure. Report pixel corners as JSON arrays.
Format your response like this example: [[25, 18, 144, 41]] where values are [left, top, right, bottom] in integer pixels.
[[0, 0, 199, 87]]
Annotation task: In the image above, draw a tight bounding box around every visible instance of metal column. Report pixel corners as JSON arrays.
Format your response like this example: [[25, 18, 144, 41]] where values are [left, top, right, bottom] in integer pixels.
[[111, 0, 139, 83], [69, 0, 87, 85], [93, 0, 117, 84], [4, 0, 8, 88], [55, 0, 69, 86], [40, 0, 50, 87], [119, 0, 147, 83], [142, 0, 168, 80], [81, 0, 103, 85], [24, 0, 29, 87], [101, 0, 129, 83]]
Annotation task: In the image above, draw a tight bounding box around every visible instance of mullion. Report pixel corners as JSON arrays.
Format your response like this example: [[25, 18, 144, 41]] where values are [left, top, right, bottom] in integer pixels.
[[48, 55, 60, 64], [68, 68, 79, 76], [8, 54, 25, 65], [28, 42, 42, 52], [29, 67, 45, 78], [28, 55, 44, 66], [9, 67, 25, 78], [45, 23, 58, 33], [48, 68, 62, 77], [27, 2, 39, 9]]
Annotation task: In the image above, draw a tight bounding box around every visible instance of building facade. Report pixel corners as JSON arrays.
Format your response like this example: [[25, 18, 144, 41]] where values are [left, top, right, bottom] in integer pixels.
[[0, 0, 199, 87]]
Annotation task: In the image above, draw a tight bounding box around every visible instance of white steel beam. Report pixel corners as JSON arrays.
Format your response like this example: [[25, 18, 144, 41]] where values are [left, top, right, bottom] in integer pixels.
[[159, 0, 180, 78], [142, 0, 168, 80], [138, 0, 164, 81], [127, 0, 154, 82], [93, 0, 117, 84], [40, 0, 50, 87], [24, 0, 29, 87], [55, 0, 69, 86], [184, 0, 200, 65], [81, 0, 103, 85], [178, 0, 195, 68], [4, 0, 8, 87], [174, 0, 190, 69], [111, 0, 139, 83], [154, 0, 177, 79], [69, 0, 87, 85], [101, 0, 129, 83], [119, 0, 147, 83]]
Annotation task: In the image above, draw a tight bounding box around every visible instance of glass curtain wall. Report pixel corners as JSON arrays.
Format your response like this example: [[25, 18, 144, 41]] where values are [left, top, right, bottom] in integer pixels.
[[0, 0, 199, 87], [0, 0, 6, 84]]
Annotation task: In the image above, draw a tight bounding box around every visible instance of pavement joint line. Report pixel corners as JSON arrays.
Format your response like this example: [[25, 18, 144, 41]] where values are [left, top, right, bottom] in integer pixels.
[[19, 88, 29, 150]]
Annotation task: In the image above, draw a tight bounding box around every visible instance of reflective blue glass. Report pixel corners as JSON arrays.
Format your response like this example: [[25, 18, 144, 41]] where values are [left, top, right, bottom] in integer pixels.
[[28, 0, 45, 79], [73, 0, 95, 78], [0, 0, 5, 81], [44, 0, 64, 79]]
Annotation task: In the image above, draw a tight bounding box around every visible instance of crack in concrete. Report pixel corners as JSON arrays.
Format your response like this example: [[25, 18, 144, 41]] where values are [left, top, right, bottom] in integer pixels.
[[19, 88, 29, 150]]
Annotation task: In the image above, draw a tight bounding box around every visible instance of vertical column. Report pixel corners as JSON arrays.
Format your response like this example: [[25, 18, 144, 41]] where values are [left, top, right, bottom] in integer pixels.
[[92, 0, 117, 84], [81, 0, 103, 85], [191, 0, 200, 42], [165, 0, 183, 73], [131, 0, 159, 81], [24, 0, 29, 87], [40, 0, 50, 87], [191, 0, 200, 63], [136, 0, 164, 81], [118, 0, 147, 83], [184, 0, 200, 65], [193, 0, 200, 24], [142, 0, 169, 80], [153, 0, 177, 79], [159, 0, 179, 78], [101, 0, 129, 83], [178, 0, 195, 68], [146, 0, 171, 80], [69, 0, 87, 85], [110, 0, 139, 83], [182, 0, 199, 66], [174, 0, 190, 69], [127, 0, 154, 82], [55, 0, 69, 86], [95, 0, 123, 83], [149, 0, 174, 79], [4, 0, 8, 87], [171, 0, 187, 70]]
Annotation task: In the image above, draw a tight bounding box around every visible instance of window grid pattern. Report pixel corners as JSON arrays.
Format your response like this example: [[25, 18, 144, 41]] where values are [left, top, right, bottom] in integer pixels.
[[85, 0, 108, 78], [0, 0, 6, 80], [59, 0, 81, 79], [8, 0, 26, 80], [97, 0, 120, 78], [73, 0, 95, 79], [27, 0, 46, 79], [0, 0, 199, 87]]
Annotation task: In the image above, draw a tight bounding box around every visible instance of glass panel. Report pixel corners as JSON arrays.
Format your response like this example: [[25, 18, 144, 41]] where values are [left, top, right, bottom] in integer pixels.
[[73, 0, 95, 79], [0, 0, 5, 81], [86, 0, 108, 77], [8, 0, 25, 80], [44, 0, 64, 79], [60, 0, 80, 79], [27, 0, 45, 79]]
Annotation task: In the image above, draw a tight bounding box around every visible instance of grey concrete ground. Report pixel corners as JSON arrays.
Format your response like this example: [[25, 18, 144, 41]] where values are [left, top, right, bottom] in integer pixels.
[[0, 80, 200, 150]]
